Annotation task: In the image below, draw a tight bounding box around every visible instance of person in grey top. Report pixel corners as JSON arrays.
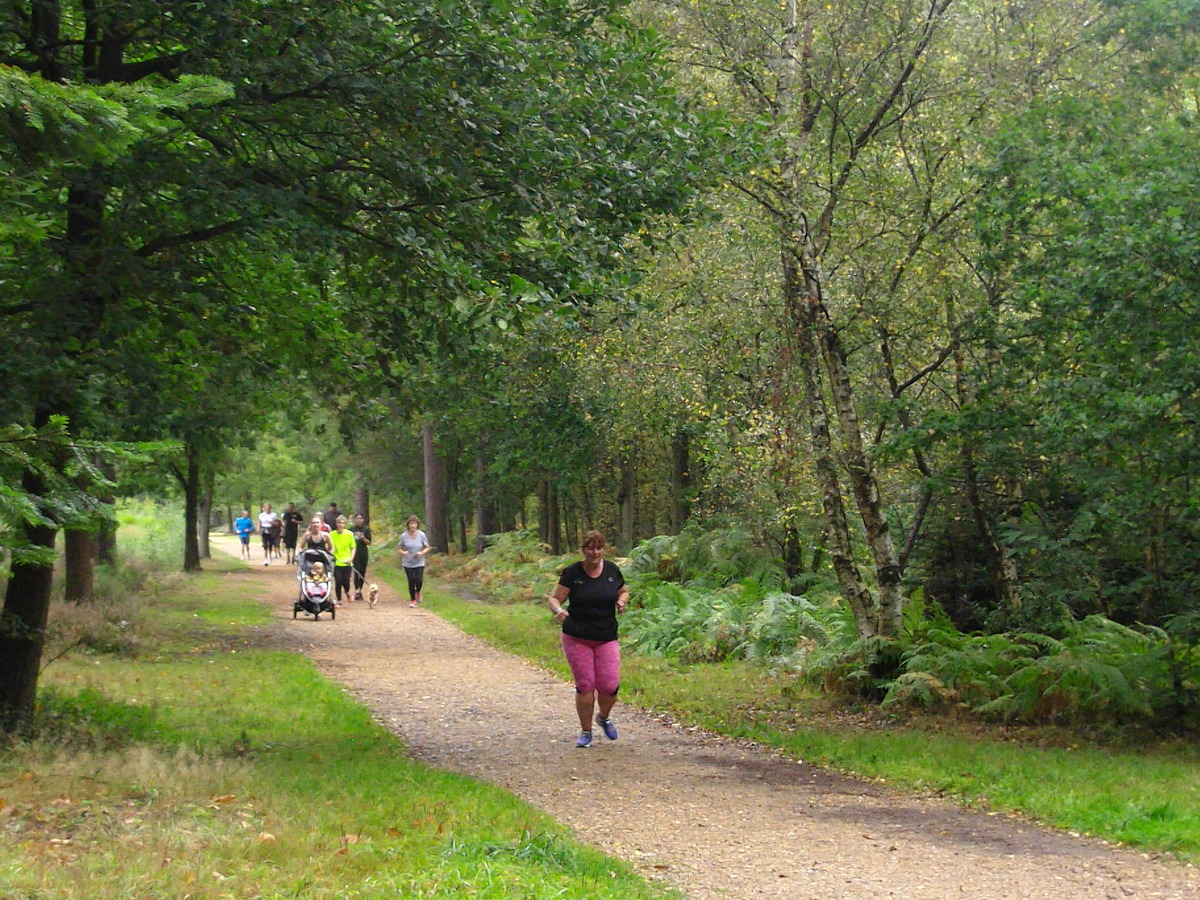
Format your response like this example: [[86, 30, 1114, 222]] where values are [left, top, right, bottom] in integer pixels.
[[397, 515, 431, 608]]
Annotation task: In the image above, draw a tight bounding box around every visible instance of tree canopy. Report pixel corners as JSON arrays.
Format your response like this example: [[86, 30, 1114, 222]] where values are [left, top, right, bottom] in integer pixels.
[[2, 0, 1198, 730]]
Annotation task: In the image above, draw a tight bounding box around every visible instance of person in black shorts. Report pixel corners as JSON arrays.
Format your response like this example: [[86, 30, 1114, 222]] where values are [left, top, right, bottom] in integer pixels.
[[257, 503, 279, 567], [280, 502, 304, 564]]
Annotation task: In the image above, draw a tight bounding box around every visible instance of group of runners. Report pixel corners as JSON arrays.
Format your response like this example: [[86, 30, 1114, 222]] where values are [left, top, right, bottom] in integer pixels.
[[234, 502, 432, 608], [233, 502, 305, 565], [237, 504, 621, 748]]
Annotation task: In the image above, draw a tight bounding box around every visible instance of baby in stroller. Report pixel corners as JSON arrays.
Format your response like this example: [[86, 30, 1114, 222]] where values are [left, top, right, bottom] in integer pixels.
[[305, 561, 330, 599], [294, 548, 336, 619]]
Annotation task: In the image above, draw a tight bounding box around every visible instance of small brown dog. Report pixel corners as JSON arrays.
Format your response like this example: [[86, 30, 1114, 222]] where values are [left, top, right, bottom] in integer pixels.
[[368, 583, 379, 608]]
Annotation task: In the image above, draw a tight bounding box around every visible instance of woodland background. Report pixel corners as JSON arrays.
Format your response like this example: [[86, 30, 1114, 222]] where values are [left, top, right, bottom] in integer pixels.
[[1, 0, 1198, 733]]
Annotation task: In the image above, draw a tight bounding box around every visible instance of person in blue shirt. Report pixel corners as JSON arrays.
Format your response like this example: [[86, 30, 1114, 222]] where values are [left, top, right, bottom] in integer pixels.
[[234, 509, 254, 560]]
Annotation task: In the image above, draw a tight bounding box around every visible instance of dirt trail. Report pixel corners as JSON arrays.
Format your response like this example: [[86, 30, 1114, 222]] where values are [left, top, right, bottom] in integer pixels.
[[217, 536, 1198, 899]]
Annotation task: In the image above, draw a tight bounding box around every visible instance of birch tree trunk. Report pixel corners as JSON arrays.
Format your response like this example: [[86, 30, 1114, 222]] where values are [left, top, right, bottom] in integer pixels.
[[770, 0, 953, 636], [784, 265, 877, 637], [817, 310, 905, 636]]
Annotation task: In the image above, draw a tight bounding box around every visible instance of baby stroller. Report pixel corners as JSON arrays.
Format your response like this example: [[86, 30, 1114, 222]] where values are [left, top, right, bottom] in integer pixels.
[[294, 548, 337, 620]]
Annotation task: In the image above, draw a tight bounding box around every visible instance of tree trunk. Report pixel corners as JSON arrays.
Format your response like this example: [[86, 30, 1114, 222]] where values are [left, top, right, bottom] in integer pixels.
[[64, 529, 95, 603], [768, 0, 943, 639], [95, 518, 117, 565], [94, 460, 117, 565], [199, 463, 214, 559], [537, 479, 550, 547], [422, 423, 449, 553], [183, 444, 202, 572], [546, 481, 562, 554], [474, 447, 498, 555], [580, 483, 594, 539], [817, 309, 905, 637], [617, 456, 635, 552], [353, 473, 370, 524], [563, 495, 577, 553], [952, 307, 1020, 610], [64, 464, 96, 601], [671, 428, 691, 533], [0, 468, 57, 733], [786, 267, 878, 638], [781, 518, 804, 581]]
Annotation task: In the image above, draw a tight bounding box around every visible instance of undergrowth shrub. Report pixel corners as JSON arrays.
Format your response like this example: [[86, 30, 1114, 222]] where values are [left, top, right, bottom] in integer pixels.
[[625, 525, 788, 590], [438, 530, 572, 603], [1159, 611, 1200, 730], [622, 575, 837, 664], [886, 616, 1182, 726], [797, 629, 901, 698], [43, 594, 142, 659], [453, 527, 1200, 732], [41, 553, 189, 663]]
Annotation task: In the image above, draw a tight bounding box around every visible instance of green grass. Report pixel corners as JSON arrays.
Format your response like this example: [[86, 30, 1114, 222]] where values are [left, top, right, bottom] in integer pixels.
[[1, 540, 680, 899], [414, 567, 1200, 862]]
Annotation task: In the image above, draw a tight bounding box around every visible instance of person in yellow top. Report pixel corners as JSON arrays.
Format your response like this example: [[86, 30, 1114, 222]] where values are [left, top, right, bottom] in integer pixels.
[[329, 515, 358, 605]]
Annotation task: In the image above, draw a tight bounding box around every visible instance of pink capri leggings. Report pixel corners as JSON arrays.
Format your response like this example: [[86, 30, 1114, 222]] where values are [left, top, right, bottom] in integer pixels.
[[562, 634, 621, 696]]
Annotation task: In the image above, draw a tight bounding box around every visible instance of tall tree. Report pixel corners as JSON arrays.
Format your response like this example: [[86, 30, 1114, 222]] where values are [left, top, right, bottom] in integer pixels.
[[969, 91, 1200, 626], [0, 0, 715, 730]]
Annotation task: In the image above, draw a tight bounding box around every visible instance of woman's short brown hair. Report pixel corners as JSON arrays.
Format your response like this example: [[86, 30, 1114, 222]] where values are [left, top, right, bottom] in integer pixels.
[[581, 530, 606, 551]]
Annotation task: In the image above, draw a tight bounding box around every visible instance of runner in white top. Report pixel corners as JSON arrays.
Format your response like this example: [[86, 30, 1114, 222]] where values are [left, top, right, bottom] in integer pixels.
[[257, 503, 279, 566]]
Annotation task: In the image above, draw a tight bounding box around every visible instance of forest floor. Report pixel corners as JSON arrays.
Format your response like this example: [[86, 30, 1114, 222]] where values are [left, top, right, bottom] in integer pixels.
[[216, 536, 1199, 899]]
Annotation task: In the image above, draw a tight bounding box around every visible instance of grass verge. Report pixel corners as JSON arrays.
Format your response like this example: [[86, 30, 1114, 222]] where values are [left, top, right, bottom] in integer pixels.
[[405, 565, 1200, 863], [1, 552, 680, 899]]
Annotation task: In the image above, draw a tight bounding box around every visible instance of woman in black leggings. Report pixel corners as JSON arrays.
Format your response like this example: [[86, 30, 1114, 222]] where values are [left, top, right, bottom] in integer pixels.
[[329, 515, 357, 605], [350, 513, 372, 601], [396, 516, 430, 608]]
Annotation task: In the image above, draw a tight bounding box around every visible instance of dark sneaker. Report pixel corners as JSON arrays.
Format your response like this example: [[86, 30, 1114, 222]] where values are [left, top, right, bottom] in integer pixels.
[[575, 731, 593, 749], [596, 716, 618, 741]]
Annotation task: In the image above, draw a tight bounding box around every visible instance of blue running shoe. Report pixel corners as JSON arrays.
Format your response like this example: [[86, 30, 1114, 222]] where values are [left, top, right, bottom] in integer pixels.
[[575, 731, 593, 748], [596, 716, 618, 741]]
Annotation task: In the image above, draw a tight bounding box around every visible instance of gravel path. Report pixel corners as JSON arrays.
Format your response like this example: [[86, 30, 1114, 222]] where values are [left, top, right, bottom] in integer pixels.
[[221, 539, 1199, 899]]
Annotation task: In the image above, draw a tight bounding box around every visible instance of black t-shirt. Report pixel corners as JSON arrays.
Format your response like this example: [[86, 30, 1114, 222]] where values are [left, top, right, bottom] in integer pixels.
[[352, 525, 372, 562], [558, 560, 625, 642], [281, 510, 304, 540]]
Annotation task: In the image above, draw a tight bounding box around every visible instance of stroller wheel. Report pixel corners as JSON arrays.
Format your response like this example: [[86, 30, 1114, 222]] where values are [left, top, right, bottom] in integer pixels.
[[330, 604, 336, 620], [293, 607, 298, 619]]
